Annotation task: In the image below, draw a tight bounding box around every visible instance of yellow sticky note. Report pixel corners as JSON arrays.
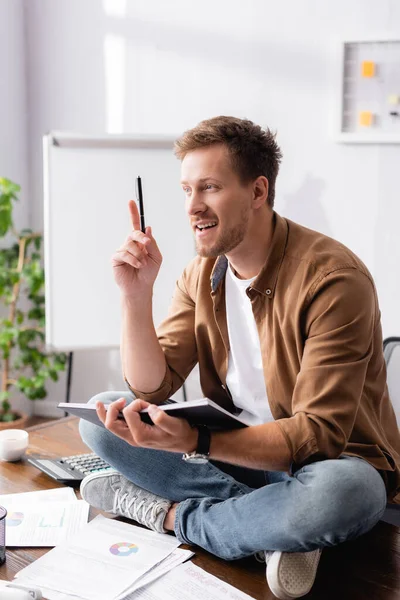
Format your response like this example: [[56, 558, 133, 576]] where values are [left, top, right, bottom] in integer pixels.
[[359, 111, 373, 127], [361, 61, 375, 78], [388, 94, 400, 105]]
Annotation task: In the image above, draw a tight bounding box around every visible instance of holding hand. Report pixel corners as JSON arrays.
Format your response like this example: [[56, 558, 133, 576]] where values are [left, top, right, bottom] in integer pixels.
[[111, 200, 163, 296], [96, 398, 198, 454]]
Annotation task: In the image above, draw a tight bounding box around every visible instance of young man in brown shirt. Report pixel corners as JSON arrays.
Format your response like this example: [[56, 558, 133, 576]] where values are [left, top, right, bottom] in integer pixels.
[[80, 117, 400, 599]]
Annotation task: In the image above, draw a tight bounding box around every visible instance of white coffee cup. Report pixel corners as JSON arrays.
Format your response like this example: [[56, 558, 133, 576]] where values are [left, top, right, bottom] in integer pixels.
[[0, 429, 29, 462]]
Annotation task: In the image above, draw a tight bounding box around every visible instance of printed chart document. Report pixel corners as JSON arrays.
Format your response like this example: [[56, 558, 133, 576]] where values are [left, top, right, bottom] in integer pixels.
[[128, 562, 254, 600], [118, 548, 194, 598], [18, 549, 194, 600], [16, 515, 181, 600], [5, 500, 89, 547]]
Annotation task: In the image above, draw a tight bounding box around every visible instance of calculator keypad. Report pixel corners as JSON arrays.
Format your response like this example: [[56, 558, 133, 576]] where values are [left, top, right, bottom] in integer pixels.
[[59, 453, 111, 476]]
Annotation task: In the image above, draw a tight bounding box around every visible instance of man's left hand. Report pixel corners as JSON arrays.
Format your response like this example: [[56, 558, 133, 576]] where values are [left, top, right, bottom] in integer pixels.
[[96, 398, 198, 453]]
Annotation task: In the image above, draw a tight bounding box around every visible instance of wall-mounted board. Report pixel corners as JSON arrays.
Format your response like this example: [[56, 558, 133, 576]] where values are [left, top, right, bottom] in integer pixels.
[[43, 133, 194, 351], [337, 37, 400, 143]]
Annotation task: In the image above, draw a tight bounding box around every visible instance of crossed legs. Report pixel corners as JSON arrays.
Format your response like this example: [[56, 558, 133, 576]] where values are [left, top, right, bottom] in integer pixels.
[[79, 391, 387, 561]]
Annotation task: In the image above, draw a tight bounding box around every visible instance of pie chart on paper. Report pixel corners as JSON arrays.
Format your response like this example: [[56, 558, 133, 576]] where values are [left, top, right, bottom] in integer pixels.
[[6, 512, 24, 527], [109, 542, 139, 556]]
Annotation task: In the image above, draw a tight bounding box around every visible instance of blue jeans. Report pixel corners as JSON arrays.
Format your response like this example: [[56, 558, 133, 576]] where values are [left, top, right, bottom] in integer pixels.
[[79, 391, 387, 561]]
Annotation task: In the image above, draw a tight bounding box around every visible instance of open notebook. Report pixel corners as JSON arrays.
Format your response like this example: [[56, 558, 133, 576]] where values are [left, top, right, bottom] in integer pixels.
[[58, 398, 252, 431]]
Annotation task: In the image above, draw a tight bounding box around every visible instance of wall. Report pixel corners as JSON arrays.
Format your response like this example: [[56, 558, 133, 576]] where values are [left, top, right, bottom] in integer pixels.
[[0, 0, 32, 416], [22, 0, 400, 415], [0, 0, 29, 206]]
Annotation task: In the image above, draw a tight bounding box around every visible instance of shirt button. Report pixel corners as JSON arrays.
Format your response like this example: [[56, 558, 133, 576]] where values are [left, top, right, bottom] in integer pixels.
[[266, 289, 272, 295]]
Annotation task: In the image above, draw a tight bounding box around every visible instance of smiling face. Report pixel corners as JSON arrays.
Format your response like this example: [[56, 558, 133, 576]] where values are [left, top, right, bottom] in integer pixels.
[[181, 144, 254, 258]]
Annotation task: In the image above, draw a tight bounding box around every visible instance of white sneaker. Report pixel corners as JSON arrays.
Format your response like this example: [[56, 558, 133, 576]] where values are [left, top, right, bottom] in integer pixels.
[[265, 548, 322, 599]]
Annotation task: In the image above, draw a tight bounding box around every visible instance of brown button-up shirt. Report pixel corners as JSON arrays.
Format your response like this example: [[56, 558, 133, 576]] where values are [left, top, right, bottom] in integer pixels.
[[128, 212, 400, 502]]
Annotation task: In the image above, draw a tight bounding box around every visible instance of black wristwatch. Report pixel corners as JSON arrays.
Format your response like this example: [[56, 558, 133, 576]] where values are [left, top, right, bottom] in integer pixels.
[[182, 425, 211, 464]]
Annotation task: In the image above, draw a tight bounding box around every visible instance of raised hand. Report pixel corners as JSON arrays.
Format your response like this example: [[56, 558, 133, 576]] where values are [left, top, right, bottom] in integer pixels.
[[111, 200, 162, 297]]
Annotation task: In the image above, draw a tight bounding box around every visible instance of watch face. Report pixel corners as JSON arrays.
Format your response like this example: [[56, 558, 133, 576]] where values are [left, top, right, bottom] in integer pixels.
[[183, 454, 209, 464]]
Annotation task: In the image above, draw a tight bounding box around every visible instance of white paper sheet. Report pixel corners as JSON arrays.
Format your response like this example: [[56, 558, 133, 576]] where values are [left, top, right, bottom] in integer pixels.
[[16, 515, 181, 600], [17, 549, 195, 600], [129, 562, 255, 600], [0, 487, 77, 505], [8, 580, 84, 600], [5, 500, 89, 546], [120, 548, 194, 598]]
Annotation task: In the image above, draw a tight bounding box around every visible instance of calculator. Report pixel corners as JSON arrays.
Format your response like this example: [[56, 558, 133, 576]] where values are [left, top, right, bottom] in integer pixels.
[[27, 452, 112, 485]]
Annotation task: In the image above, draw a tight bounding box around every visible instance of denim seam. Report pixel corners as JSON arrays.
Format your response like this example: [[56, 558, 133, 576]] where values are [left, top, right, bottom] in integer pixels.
[[175, 497, 256, 560], [174, 463, 251, 548], [205, 462, 252, 496], [174, 499, 193, 545]]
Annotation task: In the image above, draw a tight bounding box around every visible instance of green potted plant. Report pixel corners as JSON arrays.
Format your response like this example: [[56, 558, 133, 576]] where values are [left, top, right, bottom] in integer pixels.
[[0, 177, 67, 427]]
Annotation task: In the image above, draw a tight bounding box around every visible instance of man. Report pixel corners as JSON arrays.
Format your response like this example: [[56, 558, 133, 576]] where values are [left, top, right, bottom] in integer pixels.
[[79, 116, 400, 600]]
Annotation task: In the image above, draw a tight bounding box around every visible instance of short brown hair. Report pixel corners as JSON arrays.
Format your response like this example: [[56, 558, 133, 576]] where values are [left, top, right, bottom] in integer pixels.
[[174, 116, 282, 207]]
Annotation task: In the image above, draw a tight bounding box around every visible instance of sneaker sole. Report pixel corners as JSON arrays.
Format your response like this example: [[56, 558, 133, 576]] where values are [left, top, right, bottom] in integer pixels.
[[266, 549, 322, 600]]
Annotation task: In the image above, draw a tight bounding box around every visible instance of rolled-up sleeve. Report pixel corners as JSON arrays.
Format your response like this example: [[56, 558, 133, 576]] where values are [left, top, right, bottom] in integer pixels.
[[276, 268, 377, 468], [126, 266, 198, 403]]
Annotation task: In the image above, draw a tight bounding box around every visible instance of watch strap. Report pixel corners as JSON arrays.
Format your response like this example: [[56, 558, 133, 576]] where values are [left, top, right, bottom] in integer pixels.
[[196, 424, 211, 456]]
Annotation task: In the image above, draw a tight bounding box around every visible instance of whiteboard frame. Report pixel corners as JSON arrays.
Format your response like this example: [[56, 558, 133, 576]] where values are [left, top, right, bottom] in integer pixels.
[[335, 36, 400, 144], [43, 132, 178, 351], [46, 131, 177, 149]]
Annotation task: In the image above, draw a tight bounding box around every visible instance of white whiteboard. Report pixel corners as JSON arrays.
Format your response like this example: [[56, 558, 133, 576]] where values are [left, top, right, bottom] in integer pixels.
[[43, 133, 194, 350]]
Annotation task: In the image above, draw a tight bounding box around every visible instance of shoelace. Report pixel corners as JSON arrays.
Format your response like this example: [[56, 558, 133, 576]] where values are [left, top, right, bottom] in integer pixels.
[[113, 489, 159, 528], [254, 551, 267, 563]]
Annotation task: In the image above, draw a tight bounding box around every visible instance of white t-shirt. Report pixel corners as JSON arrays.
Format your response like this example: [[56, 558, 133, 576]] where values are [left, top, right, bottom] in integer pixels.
[[225, 264, 274, 425]]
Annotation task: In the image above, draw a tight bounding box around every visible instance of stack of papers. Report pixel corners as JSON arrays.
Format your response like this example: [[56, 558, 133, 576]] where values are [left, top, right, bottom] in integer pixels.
[[0, 487, 89, 547], [15, 515, 191, 600], [4, 488, 255, 600], [128, 562, 255, 600]]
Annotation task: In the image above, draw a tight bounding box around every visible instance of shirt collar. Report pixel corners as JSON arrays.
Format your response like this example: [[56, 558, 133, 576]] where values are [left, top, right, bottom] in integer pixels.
[[210, 212, 289, 297]]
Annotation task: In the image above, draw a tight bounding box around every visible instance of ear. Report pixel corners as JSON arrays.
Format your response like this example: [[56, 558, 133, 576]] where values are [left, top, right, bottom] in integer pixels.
[[252, 176, 269, 209]]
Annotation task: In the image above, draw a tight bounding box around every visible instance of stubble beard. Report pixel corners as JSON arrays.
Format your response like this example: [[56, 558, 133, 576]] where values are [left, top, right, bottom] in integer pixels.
[[195, 208, 249, 258]]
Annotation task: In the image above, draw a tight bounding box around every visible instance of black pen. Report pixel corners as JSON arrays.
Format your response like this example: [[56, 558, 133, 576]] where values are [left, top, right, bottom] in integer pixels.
[[135, 176, 146, 233]]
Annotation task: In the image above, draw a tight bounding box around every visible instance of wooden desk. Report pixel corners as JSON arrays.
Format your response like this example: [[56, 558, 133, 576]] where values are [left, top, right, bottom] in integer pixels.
[[0, 417, 400, 600]]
